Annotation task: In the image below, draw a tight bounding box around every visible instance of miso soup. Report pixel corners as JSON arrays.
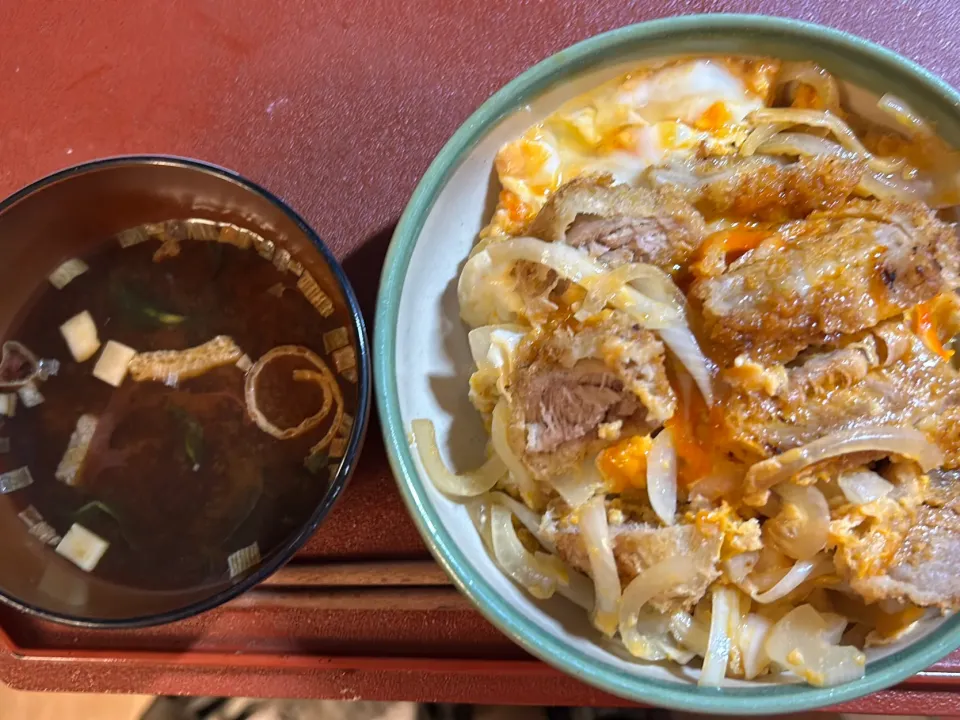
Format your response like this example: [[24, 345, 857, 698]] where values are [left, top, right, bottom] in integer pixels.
[[0, 221, 358, 590]]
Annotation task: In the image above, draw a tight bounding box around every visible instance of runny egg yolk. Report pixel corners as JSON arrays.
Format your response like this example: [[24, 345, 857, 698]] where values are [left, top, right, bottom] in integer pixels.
[[498, 189, 531, 225], [495, 131, 561, 201], [694, 101, 734, 131], [596, 435, 653, 492]]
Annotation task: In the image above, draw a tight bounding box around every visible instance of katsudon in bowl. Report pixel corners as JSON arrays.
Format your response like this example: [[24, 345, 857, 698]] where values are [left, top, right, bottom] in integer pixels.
[[379, 16, 960, 712]]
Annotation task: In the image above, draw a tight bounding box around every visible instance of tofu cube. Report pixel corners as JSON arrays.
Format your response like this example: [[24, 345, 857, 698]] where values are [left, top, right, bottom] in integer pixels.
[[60, 311, 100, 362], [17, 382, 44, 408], [55, 523, 109, 572], [93, 341, 137, 387], [0, 394, 17, 417]]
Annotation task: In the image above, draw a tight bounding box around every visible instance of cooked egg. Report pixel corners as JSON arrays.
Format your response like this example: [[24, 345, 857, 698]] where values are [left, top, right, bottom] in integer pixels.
[[484, 58, 771, 237], [596, 434, 653, 492], [687, 502, 763, 558], [495, 128, 562, 202], [614, 59, 765, 126]]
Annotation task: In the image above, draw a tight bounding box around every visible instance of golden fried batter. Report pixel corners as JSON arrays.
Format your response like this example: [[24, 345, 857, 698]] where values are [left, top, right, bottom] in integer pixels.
[[651, 155, 866, 221], [527, 175, 705, 271], [692, 200, 960, 365]]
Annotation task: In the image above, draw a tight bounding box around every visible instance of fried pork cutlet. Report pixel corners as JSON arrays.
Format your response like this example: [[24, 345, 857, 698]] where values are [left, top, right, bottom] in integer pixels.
[[645, 154, 866, 221], [506, 311, 675, 481], [692, 200, 960, 365], [527, 175, 705, 272]]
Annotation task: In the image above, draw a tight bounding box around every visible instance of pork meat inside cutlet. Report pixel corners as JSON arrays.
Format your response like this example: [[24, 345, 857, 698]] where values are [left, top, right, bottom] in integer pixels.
[[506, 311, 675, 481], [692, 200, 960, 366], [527, 175, 706, 272]]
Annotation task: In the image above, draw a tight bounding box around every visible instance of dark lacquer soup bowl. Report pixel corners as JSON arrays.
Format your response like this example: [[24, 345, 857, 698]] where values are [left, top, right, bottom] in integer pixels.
[[0, 156, 370, 627]]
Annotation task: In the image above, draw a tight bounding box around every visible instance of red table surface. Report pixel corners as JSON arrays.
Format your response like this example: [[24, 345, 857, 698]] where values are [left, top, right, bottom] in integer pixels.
[[3, 0, 960, 713]]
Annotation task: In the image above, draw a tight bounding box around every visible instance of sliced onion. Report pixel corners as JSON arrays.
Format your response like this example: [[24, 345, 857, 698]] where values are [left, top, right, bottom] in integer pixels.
[[751, 555, 833, 603], [658, 325, 714, 407], [669, 610, 710, 657], [620, 608, 670, 661], [739, 614, 774, 680], [412, 419, 505, 497], [491, 398, 540, 506], [699, 586, 736, 687], [765, 605, 866, 687], [549, 563, 596, 611], [580, 496, 621, 637], [646, 429, 677, 525], [488, 491, 551, 549], [724, 551, 760, 586], [746, 545, 794, 594], [490, 504, 563, 599], [467, 497, 495, 550], [766, 484, 830, 561], [744, 425, 944, 504], [726, 589, 745, 677], [461, 237, 683, 330], [838, 470, 894, 505], [740, 123, 791, 156], [749, 108, 905, 175], [577, 263, 687, 322], [878, 93, 934, 136], [752, 130, 931, 205], [776, 62, 841, 111], [657, 634, 698, 664], [858, 170, 928, 203], [619, 555, 700, 656], [755, 131, 852, 161], [820, 612, 849, 645], [481, 495, 595, 609], [548, 467, 602, 509], [457, 248, 527, 326]]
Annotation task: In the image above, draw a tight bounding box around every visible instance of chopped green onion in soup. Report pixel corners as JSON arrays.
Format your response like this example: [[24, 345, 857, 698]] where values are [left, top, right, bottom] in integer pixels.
[[0, 466, 34, 494], [48, 258, 89, 289], [228, 542, 261, 578], [55, 414, 99, 486]]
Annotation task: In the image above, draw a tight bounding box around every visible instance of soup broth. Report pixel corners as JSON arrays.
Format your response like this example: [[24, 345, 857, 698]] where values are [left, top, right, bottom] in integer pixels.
[[0, 223, 357, 591]]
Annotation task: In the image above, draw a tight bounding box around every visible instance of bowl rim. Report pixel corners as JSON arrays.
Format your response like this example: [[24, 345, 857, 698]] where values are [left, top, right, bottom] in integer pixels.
[[374, 14, 960, 713], [0, 154, 372, 629]]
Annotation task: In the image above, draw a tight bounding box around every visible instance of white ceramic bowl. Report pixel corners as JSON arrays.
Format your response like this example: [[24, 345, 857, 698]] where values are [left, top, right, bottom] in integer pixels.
[[375, 15, 960, 713]]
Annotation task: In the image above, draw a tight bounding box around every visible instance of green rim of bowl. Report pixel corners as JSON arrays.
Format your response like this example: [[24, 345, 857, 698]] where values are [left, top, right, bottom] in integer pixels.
[[375, 14, 960, 714]]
